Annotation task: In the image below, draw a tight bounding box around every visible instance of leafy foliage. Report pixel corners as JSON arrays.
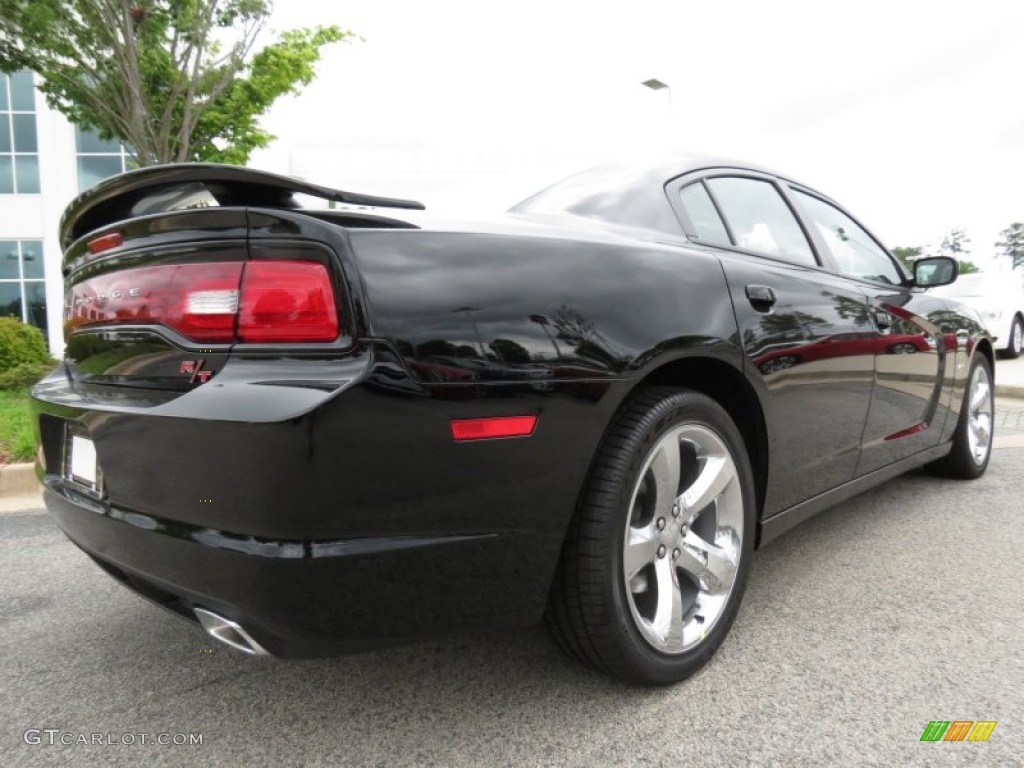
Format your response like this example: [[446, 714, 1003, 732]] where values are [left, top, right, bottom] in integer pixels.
[[996, 222, 1024, 270], [0, 1, 352, 166], [937, 228, 971, 259], [892, 243, 976, 276], [0, 317, 51, 374], [0, 360, 55, 390], [890, 246, 923, 272], [930, 229, 979, 275]]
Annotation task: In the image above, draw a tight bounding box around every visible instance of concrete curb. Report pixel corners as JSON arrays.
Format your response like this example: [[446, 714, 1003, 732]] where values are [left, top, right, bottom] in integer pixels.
[[0, 462, 39, 497], [0, 491, 43, 513], [995, 384, 1024, 400]]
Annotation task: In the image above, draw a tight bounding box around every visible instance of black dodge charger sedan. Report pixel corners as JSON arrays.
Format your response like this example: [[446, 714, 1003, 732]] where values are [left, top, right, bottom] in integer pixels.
[[32, 155, 994, 685]]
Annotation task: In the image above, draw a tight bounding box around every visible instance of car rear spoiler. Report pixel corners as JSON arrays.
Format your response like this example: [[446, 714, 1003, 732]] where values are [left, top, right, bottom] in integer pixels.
[[60, 163, 426, 249]]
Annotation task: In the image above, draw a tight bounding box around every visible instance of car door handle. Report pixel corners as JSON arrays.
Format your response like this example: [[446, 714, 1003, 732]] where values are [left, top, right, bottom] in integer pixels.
[[745, 285, 776, 311]]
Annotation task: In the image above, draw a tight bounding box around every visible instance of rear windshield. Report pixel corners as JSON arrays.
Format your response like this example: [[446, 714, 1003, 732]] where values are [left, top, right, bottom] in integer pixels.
[[512, 163, 681, 235]]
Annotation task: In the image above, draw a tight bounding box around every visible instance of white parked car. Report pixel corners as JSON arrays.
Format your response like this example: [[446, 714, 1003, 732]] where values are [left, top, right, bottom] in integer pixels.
[[930, 272, 1024, 358]]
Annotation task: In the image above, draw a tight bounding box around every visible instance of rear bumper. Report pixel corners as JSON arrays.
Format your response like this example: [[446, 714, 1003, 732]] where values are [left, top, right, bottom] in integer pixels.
[[32, 356, 618, 655], [43, 481, 532, 656]]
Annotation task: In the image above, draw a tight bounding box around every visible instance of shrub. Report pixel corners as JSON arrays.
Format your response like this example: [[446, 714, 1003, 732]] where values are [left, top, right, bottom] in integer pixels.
[[0, 317, 51, 372], [0, 360, 56, 390]]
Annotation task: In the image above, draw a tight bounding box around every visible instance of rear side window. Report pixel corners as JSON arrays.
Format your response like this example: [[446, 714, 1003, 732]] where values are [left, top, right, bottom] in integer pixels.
[[679, 183, 730, 245], [792, 189, 901, 285], [705, 177, 816, 266]]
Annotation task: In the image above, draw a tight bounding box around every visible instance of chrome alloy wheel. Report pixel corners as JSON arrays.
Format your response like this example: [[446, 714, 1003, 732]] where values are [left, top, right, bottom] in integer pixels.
[[967, 362, 993, 465], [622, 424, 743, 654], [1012, 321, 1023, 356]]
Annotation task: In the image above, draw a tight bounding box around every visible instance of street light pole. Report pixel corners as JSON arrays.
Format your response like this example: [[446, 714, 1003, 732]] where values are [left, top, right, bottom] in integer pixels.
[[453, 306, 487, 357]]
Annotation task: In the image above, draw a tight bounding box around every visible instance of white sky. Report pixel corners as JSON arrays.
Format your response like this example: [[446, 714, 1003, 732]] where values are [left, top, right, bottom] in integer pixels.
[[252, 0, 1024, 267]]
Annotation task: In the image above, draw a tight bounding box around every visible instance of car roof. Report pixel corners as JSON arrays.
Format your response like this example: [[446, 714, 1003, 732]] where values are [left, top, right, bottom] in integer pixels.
[[509, 152, 800, 235]]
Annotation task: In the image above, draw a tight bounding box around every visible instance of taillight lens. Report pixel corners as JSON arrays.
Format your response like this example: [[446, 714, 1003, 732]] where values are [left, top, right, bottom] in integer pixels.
[[65, 260, 339, 344], [238, 261, 338, 342]]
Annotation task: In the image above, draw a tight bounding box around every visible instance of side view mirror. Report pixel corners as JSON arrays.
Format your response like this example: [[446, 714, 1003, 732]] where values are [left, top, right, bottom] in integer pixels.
[[913, 256, 958, 288]]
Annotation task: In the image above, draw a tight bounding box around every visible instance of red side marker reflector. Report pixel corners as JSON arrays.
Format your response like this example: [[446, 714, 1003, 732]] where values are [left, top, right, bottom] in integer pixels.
[[451, 415, 538, 442], [884, 421, 927, 441], [86, 232, 124, 255]]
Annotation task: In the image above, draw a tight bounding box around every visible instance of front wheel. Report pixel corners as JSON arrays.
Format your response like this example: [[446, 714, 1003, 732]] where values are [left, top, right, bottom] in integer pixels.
[[545, 388, 756, 685], [927, 354, 994, 479]]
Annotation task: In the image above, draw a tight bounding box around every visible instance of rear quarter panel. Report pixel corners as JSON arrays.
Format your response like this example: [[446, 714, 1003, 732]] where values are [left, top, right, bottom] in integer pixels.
[[348, 228, 741, 382], [346, 226, 746, 603]]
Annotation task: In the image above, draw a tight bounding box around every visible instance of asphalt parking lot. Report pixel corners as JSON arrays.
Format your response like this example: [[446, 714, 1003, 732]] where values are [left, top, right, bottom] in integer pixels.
[[3, 424, 1023, 767]]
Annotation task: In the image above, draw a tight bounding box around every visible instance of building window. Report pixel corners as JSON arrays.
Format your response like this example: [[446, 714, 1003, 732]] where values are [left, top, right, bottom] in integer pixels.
[[0, 71, 40, 194], [0, 240, 47, 337], [77, 128, 133, 192]]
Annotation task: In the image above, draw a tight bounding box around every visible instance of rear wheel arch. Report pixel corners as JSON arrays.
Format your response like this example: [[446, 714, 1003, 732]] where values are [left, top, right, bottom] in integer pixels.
[[624, 356, 769, 538], [975, 337, 995, 373]]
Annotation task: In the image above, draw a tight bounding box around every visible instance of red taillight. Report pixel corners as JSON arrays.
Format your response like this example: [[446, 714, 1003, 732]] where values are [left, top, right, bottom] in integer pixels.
[[451, 415, 538, 442], [64, 260, 339, 344], [64, 262, 243, 342], [237, 261, 338, 342]]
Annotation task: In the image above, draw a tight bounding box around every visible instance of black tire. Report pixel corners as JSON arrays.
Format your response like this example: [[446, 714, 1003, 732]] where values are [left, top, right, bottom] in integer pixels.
[[927, 354, 994, 479], [999, 316, 1023, 360], [545, 387, 756, 685]]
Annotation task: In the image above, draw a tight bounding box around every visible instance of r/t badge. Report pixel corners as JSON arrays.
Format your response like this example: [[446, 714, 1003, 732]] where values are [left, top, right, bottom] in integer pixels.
[[180, 359, 214, 384]]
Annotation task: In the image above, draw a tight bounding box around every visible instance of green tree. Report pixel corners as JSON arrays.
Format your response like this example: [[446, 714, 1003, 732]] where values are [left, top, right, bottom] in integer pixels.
[[933, 229, 980, 276], [0, 1, 352, 166], [995, 222, 1024, 270], [937, 228, 971, 260], [891, 246, 924, 272]]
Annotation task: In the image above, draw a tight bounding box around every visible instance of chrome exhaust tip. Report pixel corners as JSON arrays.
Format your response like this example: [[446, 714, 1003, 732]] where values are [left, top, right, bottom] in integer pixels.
[[194, 607, 270, 656]]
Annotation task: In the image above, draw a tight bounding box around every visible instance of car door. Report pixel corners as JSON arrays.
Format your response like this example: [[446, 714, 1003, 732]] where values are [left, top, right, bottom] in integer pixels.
[[670, 173, 876, 516], [785, 186, 952, 475]]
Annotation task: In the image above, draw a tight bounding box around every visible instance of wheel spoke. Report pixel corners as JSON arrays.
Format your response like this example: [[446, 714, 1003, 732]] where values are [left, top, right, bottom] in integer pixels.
[[973, 416, 991, 447], [680, 454, 734, 522], [966, 363, 994, 465], [624, 525, 659, 580], [970, 380, 990, 412], [650, 437, 682, 513], [652, 557, 684, 646], [678, 530, 738, 595]]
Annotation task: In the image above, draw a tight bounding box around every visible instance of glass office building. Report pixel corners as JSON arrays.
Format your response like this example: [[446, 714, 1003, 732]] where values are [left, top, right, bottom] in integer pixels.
[[0, 71, 133, 353]]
